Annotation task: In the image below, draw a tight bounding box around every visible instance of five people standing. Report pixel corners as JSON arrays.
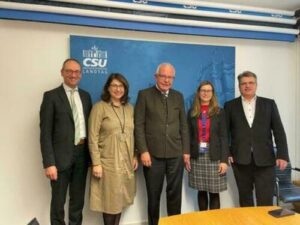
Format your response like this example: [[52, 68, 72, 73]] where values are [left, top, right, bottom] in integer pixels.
[[40, 59, 289, 225]]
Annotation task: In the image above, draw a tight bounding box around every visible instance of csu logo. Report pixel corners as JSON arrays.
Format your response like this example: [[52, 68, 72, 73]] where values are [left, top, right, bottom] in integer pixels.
[[83, 58, 107, 67], [82, 46, 108, 74]]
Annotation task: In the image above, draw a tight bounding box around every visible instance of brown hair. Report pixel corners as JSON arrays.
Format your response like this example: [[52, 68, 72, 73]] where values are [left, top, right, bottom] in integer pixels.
[[237, 71, 257, 84], [190, 81, 220, 118], [101, 73, 129, 104]]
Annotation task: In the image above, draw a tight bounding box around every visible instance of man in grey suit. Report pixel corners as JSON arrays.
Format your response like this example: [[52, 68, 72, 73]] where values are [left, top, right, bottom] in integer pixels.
[[40, 58, 92, 225], [134, 63, 190, 225], [224, 71, 289, 207]]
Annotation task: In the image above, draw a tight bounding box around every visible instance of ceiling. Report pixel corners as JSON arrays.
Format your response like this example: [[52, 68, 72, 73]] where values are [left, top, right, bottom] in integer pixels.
[[202, 0, 300, 11]]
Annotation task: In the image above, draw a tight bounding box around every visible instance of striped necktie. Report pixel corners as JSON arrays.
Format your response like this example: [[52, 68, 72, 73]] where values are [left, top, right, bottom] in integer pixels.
[[70, 89, 81, 145]]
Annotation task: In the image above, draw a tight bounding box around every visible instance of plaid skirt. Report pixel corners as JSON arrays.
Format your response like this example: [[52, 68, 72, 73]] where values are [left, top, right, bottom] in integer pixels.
[[189, 152, 227, 193]]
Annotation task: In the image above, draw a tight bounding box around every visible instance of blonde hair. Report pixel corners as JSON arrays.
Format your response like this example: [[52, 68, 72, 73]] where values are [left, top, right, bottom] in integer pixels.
[[191, 81, 220, 118]]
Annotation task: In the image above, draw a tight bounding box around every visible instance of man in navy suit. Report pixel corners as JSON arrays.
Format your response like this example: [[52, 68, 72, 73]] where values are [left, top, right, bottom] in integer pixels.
[[40, 58, 92, 225], [224, 71, 289, 206]]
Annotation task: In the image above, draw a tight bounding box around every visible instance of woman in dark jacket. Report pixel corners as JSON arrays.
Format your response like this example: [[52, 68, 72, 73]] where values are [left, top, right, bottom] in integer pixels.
[[188, 80, 229, 211]]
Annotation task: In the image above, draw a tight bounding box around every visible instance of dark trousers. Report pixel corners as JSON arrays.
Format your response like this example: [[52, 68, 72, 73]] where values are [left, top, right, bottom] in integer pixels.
[[50, 145, 88, 225], [232, 158, 275, 207], [143, 156, 184, 225]]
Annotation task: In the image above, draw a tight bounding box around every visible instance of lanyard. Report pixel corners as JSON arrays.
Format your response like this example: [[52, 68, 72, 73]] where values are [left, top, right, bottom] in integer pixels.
[[201, 111, 207, 142], [111, 103, 125, 134]]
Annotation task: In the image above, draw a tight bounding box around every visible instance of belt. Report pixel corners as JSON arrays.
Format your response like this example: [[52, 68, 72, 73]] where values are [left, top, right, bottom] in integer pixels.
[[76, 138, 85, 145]]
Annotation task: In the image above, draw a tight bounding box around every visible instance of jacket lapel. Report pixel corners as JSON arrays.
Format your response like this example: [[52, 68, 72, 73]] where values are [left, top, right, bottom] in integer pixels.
[[57, 85, 73, 119], [192, 115, 199, 140], [252, 96, 261, 128], [237, 97, 251, 128], [78, 89, 88, 121], [209, 114, 216, 134]]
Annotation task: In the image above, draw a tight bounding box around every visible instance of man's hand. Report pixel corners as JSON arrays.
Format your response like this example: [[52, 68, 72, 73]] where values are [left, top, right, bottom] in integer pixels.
[[276, 159, 288, 171], [45, 166, 58, 181], [141, 152, 152, 167], [183, 154, 191, 172], [92, 165, 103, 178]]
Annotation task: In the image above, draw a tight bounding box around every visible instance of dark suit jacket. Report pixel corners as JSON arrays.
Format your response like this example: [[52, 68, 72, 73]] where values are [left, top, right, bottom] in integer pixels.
[[40, 85, 92, 171], [224, 96, 289, 166], [187, 108, 229, 163], [134, 86, 189, 158]]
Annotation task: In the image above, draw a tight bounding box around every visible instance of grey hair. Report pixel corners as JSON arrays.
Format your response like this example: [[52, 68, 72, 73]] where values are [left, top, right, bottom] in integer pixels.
[[155, 63, 176, 76]]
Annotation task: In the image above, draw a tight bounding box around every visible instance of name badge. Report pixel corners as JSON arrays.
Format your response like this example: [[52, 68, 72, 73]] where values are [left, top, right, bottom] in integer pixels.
[[199, 142, 209, 153]]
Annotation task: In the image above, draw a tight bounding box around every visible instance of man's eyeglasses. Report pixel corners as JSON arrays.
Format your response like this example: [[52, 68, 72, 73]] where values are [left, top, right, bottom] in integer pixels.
[[64, 69, 81, 76], [157, 74, 175, 80], [240, 81, 256, 86]]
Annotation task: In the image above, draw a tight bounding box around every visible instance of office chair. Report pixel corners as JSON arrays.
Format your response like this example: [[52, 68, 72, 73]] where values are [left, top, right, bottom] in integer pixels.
[[275, 162, 300, 206]]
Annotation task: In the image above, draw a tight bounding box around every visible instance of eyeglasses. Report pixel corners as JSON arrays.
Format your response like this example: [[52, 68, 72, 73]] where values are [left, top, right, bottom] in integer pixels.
[[110, 84, 124, 89], [240, 81, 256, 86], [200, 89, 213, 93], [157, 74, 175, 80], [63, 69, 81, 76]]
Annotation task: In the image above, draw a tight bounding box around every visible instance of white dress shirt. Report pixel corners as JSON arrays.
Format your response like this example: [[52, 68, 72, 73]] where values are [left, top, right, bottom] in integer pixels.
[[63, 83, 86, 139], [241, 95, 257, 128]]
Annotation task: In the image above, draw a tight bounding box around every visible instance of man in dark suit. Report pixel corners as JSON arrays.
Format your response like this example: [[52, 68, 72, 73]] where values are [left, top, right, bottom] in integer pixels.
[[40, 58, 92, 225], [224, 71, 289, 207], [134, 63, 190, 225]]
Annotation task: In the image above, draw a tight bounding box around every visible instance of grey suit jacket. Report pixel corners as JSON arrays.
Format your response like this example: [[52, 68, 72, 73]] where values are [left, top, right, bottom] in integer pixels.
[[224, 96, 289, 166], [134, 86, 189, 158], [40, 85, 92, 171], [188, 108, 229, 163]]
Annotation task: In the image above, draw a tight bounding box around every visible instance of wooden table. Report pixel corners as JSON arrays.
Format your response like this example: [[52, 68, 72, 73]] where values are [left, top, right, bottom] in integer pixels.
[[158, 206, 300, 225]]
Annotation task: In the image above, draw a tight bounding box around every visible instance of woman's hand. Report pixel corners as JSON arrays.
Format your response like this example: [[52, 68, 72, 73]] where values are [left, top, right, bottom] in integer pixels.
[[92, 165, 103, 178], [218, 162, 228, 175]]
